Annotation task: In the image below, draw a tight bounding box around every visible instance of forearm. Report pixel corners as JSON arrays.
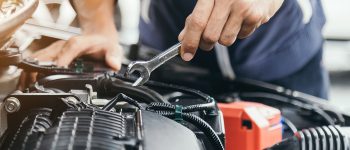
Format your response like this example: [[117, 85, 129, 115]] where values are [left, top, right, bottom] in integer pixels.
[[72, 0, 117, 35]]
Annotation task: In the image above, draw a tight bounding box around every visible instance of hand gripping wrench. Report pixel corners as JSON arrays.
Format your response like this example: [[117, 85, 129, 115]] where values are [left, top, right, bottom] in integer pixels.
[[125, 42, 181, 86]]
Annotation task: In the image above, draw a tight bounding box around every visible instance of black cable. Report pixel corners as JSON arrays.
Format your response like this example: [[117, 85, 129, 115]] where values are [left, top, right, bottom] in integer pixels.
[[111, 82, 165, 103], [112, 73, 214, 104], [234, 78, 346, 125], [102, 93, 143, 111], [282, 117, 298, 134], [150, 110, 224, 150], [145, 76, 345, 125], [311, 105, 335, 125], [152, 75, 344, 125], [112, 74, 223, 148], [102, 92, 223, 149], [147, 102, 216, 113], [182, 113, 224, 150], [99, 78, 165, 103], [239, 92, 336, 125]]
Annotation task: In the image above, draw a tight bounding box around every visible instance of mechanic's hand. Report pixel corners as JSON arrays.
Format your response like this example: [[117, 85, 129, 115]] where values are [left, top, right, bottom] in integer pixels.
[[55, 35, 123, 70], [17, 33, 123, 90], [178, 0, 283, 61]]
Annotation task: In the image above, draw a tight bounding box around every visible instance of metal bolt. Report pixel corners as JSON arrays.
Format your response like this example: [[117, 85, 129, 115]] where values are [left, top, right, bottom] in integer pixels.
[[4, 97, 20, 113]]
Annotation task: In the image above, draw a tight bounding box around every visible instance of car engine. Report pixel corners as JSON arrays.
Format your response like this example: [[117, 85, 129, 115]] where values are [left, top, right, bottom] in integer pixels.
[[0, 61, 349, 150], [1, 0, 350, 149], [0, 70, 227, 150]]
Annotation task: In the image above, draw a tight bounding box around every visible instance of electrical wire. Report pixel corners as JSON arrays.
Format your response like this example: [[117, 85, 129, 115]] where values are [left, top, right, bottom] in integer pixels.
[[239, 92, 336, 125], [112, 73, 215, 104], [101, 92, 223, 150], [233, 79, 346, 125], [282, 117, 298, 134], [102, 93, 143, 111], [146, 103, 224, 150], [99, 78, 165, 103], [147, 102, 216, 113]]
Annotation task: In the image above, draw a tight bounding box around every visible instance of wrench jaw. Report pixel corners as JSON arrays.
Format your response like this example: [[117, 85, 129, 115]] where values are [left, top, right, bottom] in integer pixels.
[[132, 74, 150, 86], [125, 62, 151, 86]]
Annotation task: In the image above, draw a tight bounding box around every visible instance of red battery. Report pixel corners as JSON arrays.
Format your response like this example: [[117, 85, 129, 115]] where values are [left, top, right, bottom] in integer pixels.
[[218, 101, 282, 150]]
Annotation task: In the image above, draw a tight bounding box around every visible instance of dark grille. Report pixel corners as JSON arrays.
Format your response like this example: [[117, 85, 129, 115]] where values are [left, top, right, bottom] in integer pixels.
[[37, 109, 127, 150]]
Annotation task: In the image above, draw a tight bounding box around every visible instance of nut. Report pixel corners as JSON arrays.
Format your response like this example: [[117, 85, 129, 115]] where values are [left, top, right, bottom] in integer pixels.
[[4, 97, 20, 113]]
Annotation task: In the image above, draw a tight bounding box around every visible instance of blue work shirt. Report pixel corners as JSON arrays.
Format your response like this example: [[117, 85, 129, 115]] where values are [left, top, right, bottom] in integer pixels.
[[139, 0, 326, 81]]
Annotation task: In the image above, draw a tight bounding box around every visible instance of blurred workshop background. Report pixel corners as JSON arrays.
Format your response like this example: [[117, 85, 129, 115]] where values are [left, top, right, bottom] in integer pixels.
[[322, 0, 350, 112], [2, 0, 350, 111]]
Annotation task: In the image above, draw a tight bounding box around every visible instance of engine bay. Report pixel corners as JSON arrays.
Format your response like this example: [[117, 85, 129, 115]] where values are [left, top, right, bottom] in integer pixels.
[[0, 62, 350, 150], [1, 0, 350, 149], [0, 72, 226, 150]]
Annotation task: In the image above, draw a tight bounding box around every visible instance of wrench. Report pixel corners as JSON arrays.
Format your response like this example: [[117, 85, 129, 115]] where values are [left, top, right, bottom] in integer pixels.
[[125, 42, 181, 86]]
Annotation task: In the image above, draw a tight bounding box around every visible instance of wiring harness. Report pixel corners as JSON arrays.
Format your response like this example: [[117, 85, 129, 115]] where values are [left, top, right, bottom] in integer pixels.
[[101, 92, 224, 150], [146, 102, 224, 150]]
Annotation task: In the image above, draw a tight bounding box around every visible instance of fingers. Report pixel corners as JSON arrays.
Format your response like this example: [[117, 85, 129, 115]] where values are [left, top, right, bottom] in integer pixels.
[[55, 36, 123, 71], [31, 40, 66, 61], [178, 0, 283, 61], [219, 12, 242, 46], [17, 72, 38, 91], [56, 36, 89, 67], [17, 34, 124, 90], [17, 71, 28, 91], [201, 0, 231, 51], [237, 21, 258, 39], [237, 10, 262, 39], [221, 3, 269, 42], [18, 41, 66, 90], [178, 29, 185, 41], [105, 45, 123, 71], [180, 0, 214, 61]]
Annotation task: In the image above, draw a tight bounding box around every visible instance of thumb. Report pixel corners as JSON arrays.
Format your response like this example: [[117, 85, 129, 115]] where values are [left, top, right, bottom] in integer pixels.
[[105, 45, 123, 71]]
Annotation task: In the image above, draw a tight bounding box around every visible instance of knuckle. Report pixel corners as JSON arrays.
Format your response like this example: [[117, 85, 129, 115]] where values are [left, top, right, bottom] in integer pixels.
[[202, 33, 219, 44], [183, 43, 197, 52], [66, 43, 78, 51], [199, 41, 214, 51], [238, 27, 254, 39], [246, 12, 263, 25], [66, 38, 79, 49], [190, 16, 207, 30], [219, 34, 236, 46], [185, 16, 191, 24], [68, 36, 79, 43], [238, 1, 251, 15]]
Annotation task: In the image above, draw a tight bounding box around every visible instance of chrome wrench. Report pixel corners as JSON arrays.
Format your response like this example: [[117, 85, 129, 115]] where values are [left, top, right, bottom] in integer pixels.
[[125, 42, 181, 86]]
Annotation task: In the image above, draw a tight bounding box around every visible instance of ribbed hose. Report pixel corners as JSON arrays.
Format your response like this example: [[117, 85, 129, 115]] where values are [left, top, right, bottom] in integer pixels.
[[152, 110, 224, 150], [295, 125, 350, 150], [110, 73, 223, 149], [182, 113, 224, 150], [147, 101, 216, 113], [147, 103, 224, 150]]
